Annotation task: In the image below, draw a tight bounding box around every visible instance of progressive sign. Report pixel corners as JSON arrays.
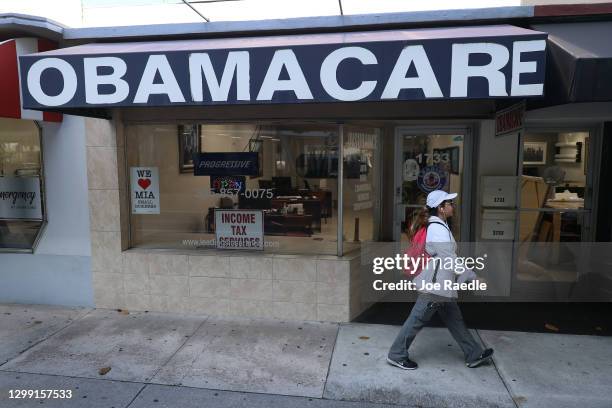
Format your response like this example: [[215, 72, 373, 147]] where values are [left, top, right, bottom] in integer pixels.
[[194, 152, 259, 176], [18, 27, 547, 109]]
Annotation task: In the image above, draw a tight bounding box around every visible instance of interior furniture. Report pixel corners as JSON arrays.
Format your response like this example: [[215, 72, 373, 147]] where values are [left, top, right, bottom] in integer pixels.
[[271, 197, 322, 231], [264, 213, 313, 236], [520, 175, 549, 243], [308, 190, 333, 222]]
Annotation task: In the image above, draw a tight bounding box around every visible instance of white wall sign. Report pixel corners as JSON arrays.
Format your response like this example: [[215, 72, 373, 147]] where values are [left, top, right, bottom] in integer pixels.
[[481, 209, 516, 240], [130, 167, 160, 214], [215, 209, 264, 250], [482, 176, 517, 208], [0, 176, 42, 220]]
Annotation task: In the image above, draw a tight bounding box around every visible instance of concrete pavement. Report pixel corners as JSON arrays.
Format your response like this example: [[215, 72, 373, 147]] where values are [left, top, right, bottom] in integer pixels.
[[0, 304, 90, 366], [479, 330, 612, 408], [324, 324, 514, 408], [2, 309, 203, 382], [151, 316, 337, 397], [0, 303, 611, 408], [0, 371, 143, 408], [0, 372, 398, 408]]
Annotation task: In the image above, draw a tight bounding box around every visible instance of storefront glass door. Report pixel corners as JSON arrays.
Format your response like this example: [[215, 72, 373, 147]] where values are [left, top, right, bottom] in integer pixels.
[[515, 129, 598, 285], [393, 127, 470, 242]]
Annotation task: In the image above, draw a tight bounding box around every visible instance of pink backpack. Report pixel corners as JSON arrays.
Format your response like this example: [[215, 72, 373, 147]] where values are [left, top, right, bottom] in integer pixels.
[[403, 221, 446, 277]]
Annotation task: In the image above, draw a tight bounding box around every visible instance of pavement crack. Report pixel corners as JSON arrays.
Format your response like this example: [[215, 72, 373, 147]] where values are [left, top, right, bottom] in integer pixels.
[[124, 383, 147, 408], [476, 330, 519, 408], [0, 367, 150, 386], [146, 315, 210, 384], [0, 307, 94, 371], [321, 322, 341, 399]]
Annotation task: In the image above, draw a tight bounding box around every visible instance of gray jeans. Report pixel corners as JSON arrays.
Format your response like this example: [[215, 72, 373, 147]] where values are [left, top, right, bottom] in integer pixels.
[[388, 293, 483, 363]]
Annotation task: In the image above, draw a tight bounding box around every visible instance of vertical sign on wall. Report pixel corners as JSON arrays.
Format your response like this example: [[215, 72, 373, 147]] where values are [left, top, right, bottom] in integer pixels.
[[130, 167, 160, 214], [495, 101, 525, 137]]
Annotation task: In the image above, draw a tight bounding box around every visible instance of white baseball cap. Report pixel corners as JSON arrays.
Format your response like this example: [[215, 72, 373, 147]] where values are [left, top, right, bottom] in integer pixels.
[[426, 190, 458, 208]]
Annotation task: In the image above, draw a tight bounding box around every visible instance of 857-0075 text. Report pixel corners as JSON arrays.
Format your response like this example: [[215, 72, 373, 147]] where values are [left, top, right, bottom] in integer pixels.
[[8, 390, 72, 399]]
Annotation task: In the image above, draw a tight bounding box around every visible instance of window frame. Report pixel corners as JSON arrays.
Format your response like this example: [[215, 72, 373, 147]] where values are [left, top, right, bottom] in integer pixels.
[[0, 120, 48, 254], [392, 125, 475, 243], [509, 123, 603, 291], [122, 119, 366, 257], [516, 124, 601, 242]]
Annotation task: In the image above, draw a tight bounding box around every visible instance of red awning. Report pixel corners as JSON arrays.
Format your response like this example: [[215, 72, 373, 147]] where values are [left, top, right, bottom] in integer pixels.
[[0, 38, 62, 122]]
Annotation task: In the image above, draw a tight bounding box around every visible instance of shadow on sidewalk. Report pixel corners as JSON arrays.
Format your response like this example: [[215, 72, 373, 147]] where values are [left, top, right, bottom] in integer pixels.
[[355, 302, 612, 335]]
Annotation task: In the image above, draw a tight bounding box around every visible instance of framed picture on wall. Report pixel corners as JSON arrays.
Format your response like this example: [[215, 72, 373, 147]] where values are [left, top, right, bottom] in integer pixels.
[[178, 124, 200, 173], [523, 141, 547, 165]]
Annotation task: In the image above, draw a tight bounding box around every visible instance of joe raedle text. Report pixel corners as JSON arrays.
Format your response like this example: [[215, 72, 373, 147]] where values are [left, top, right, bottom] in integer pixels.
[[372, 279, 487, 292]]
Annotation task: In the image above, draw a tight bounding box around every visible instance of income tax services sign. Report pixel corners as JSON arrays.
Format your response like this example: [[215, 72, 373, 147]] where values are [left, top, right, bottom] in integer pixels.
[[215, 209, 264, 250], [18, 27, 546, 109]]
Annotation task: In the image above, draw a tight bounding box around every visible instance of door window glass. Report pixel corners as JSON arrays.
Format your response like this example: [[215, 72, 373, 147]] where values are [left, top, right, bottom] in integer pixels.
[[517, 131, 591, 282], [399, 131, 464, 242]]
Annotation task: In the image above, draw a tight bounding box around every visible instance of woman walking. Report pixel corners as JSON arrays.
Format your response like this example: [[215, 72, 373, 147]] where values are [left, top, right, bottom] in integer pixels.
[[387, 190, 493, 370]]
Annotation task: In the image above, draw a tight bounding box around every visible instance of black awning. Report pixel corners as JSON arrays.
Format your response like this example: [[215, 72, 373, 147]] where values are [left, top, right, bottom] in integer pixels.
[[18, 25, 547, 114], [533, 22, 612, 104]]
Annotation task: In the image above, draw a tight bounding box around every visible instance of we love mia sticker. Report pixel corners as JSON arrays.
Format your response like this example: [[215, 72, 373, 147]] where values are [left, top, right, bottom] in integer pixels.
[[131, 167, 160, 214]]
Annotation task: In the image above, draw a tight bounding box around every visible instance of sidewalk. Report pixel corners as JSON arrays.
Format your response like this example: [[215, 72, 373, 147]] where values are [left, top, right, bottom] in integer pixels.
[[1, 303, 611, 408]]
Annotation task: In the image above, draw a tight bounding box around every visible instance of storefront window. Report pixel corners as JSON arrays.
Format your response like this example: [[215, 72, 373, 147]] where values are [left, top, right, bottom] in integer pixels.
[[0, 118, 44, 251], [343, 125, 382, 254], [126, 122, 341, 255], [516, 131, 592, 282]]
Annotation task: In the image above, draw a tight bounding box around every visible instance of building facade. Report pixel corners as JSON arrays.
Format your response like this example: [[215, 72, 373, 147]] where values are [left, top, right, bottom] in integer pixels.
[[2, 4, 612, 321], [0, 31, 92, 306]]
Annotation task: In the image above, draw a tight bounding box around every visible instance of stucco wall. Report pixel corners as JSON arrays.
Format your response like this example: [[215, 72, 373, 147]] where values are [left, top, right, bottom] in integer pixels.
[[0, 115, 93, 307]]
